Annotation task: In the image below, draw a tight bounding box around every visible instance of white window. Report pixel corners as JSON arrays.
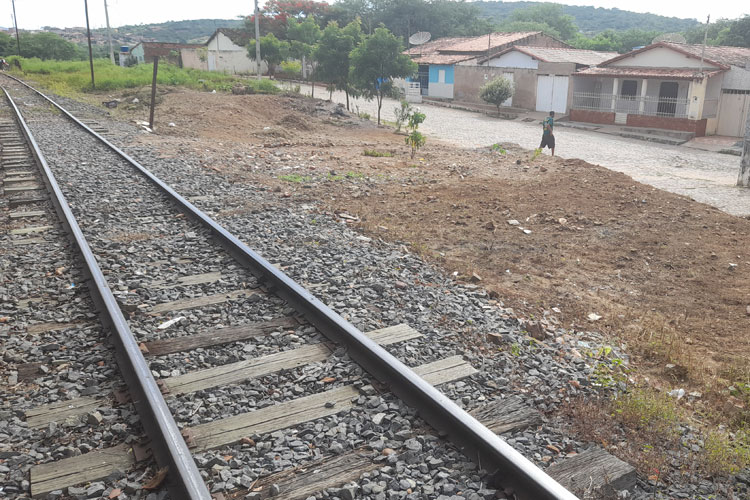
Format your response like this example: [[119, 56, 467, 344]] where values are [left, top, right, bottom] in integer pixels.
[[438, 69, 445, 83]]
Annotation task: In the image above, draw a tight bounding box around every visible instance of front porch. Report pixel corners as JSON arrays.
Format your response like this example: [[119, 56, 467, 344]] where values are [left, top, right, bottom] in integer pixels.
[[569, 73, 722, 137]]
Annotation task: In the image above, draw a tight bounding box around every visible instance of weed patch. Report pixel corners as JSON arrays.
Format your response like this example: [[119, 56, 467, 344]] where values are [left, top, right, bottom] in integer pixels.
[[279, 173, 311, 183], [363, 149, 393, 157]]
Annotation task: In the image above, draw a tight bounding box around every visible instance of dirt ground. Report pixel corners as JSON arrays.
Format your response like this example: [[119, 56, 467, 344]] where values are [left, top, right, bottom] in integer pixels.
[[95, 87, 750, 428]]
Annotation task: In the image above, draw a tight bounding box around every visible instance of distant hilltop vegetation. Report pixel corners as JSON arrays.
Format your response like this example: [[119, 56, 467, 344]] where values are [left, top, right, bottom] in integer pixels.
[[474, 1, 700, 33]]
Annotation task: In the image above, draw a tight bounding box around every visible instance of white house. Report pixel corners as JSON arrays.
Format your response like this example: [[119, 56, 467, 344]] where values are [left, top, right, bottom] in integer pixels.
[[197, 28, 267, 75], [570, 42, 750, 137]]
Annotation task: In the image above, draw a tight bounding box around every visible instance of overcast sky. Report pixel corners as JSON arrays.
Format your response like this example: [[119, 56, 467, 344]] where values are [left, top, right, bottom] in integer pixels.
[[3, 0, 747, 31]]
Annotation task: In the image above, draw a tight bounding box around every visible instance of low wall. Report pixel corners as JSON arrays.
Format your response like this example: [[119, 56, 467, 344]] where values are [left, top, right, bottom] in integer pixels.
[[569, 109, 615, 125], [626, 115, 707, 137]]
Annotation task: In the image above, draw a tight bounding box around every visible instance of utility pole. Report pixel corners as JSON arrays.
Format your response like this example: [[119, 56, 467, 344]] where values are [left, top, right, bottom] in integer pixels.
[[254, 0, 261, 80], [738, 108, 750, 187], [104, 0, 115, 65], [84, 0, 95, 89], [698, 14, 710, 75], [11, 0, 20, 55]]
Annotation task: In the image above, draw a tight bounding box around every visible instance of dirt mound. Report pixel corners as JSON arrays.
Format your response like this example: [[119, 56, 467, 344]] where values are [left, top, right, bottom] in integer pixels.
[[277, 113, 310, 131]]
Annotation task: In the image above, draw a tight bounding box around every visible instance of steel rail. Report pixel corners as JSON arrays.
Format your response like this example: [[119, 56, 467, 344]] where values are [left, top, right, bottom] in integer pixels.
[[5, 75, 578, 500], [1, 86, 212, 500]]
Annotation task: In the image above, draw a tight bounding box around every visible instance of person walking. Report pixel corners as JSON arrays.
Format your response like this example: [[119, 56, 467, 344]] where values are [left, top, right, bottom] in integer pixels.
[[539, 110, 555, 156]]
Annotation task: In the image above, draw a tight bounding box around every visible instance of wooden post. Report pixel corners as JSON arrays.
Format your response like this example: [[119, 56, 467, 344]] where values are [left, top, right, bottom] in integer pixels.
[[254, 0, 261, 80], [738, 107, 750, 187], [11, 0, 20, 56], [149, 57, 159, 130], [104, 0, 115, 65], [84, 0, 95, 89]]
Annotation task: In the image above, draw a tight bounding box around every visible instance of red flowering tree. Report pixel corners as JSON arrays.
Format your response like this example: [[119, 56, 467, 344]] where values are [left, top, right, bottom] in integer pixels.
[[246, 0, 329, 39]]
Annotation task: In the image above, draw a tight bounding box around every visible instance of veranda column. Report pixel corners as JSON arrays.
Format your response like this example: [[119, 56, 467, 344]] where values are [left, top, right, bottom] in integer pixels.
[[638, 79, 648, 114], [611, 78, 619, 111]]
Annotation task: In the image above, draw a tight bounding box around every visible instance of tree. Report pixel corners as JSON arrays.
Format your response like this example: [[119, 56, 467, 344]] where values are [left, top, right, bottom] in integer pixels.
[[739, 110, 750, 187], [314, 20, 362, 109], [349, 27, 417, 124], [248, 33, 290, 76], [287, 17, 321, 79], [246, 0, 330, 39], [405, 110, 426, 158], [509, 3, 578, 40], [479, 77, 514, 116], [16, 32, 79, 60]]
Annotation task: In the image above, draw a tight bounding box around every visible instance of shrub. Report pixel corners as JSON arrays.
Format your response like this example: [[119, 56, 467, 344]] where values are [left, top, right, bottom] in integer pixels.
[[404, 111, 426, 159], [280, 60, 302, 78], [479, 77, 514, 116]]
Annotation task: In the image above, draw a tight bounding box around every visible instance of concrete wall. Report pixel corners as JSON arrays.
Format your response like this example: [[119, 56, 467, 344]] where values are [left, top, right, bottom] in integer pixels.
[[206, 32, 265, 74], [454, 65, 537, 108], [181, 47, 208, 71], [131, 44, 144, 63], [723, 66, 750, 89], [427, 64, 454, 98], [570, 108, 706, 136], [487, 51, 538, 69], [609, 47, 722, 69], [626, 115, 707, 136]]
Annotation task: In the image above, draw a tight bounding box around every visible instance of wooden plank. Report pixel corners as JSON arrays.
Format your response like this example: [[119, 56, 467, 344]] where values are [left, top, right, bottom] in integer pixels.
[[11, 237, 45, 246], [546, 447, 636, 496], [16, 362, 42, 382], [8, 195, 46, 208], [143, 317, 298, 356], [412, 355, 478, 385], [166, 344, 332, 395], [2, 170, 34, 176], [3, 176, 35, 183], [26, 397, 103, 429], [9, 225, 52, 235], [191, 356, 476, 452], [192, 385, 360, 452], [147, 289, 259, 315], [165, 324, 420, 394], [25, 322, 83, 335], [30, 443, 133, 499], [25, 324, 421, 425], [470, 396, 543, 434], [147, 271, 222, 290], [4, 185, 42, 192], [9, 210, 45, 218], [252, 451, 378, 500]]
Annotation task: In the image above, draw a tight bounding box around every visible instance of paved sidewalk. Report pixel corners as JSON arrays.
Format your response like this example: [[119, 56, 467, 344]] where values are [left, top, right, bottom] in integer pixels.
[[299, 84, 750, 217]]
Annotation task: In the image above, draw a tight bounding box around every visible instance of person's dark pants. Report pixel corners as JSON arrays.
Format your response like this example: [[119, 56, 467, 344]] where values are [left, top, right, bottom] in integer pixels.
[[540, 133, 555, 150]]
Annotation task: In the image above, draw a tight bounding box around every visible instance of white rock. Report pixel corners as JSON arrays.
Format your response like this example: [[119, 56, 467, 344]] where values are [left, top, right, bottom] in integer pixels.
[[131, 97, 139, 103], [668, 388, 685, 400], [168, 122, 176, 127], [157, 316, 185, 330], [587, 313, 602, 322], [507, 219, 520, 226]]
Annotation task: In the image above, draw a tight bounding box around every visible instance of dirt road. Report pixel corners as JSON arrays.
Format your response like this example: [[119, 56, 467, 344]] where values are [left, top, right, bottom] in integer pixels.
[[300, 85, 750, 217]]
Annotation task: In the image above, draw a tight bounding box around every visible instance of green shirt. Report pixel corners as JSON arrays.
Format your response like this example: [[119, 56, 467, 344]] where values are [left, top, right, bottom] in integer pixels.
[[543, 116, 554, 135]]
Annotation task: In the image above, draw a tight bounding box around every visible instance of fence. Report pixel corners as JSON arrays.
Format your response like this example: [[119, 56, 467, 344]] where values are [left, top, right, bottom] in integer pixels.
[[571, 91, 690, 119]]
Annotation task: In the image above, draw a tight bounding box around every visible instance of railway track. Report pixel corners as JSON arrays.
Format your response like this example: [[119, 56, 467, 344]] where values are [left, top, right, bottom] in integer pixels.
[[0, 75, 634, 500]]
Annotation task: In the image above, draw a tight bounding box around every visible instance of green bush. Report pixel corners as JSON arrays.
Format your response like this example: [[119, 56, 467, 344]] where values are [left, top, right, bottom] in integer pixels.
[[280, 60, 302, 77], [479, 77, 514, 115], [8, 57, 280, 95]]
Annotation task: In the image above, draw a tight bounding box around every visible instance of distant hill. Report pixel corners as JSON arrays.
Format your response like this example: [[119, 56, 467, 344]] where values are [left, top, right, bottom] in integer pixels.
[[475, 2, 701, 34], [94, 18, 244, 44]]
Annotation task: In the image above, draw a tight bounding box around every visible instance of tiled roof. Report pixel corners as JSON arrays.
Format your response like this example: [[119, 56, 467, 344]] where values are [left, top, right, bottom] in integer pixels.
[[576, 66, 725, 80], [440, 32, 544, 54], [489, 46, 618, 65], [210, 28, 253, 47], [663, 42, 750, 68], [407, 36, 472, 56], [410, 53, 479, 65], [599, 42, 750, 70]]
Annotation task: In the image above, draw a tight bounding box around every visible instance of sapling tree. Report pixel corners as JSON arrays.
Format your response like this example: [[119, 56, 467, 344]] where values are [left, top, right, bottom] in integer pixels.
[[479, 76, 514, 116], [405, 110, 426, 158]]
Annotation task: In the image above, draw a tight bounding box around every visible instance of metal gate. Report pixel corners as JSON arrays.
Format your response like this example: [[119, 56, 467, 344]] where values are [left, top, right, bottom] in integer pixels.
[[717, 90, 750, 137], [536, 75, 569, 113]]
